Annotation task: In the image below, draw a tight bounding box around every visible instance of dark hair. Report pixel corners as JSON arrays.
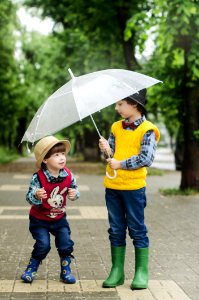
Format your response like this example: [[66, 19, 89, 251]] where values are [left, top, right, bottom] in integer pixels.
[[44, 143, 66, 159], [124, 98, 146, 115]]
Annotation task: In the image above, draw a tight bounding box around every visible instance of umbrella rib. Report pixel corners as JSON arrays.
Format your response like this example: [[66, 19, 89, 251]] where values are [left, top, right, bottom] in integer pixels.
[[122, 82, 139, 93], [71, 82, 83, 121], [69, 70, 102, 137], [68, 69, 84, 121], [32, 98, 50, 144]]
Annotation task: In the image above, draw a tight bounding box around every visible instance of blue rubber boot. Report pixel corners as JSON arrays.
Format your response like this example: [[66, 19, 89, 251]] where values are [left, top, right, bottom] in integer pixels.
[[21, 258, 40, 283], [60, 257, 76, 284]]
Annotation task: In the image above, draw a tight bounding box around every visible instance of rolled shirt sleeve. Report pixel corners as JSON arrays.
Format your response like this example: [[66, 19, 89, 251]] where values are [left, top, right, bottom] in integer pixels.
[[26, 173, 42, 206], [69, 173, 80, 200]]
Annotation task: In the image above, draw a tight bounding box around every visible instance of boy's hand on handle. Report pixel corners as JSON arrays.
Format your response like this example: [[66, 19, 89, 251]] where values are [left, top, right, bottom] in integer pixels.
[[99, 137, 112, 157], [107, 158, 121, 170], [35, 187, 47, 200], [99, 136, 117, 179]]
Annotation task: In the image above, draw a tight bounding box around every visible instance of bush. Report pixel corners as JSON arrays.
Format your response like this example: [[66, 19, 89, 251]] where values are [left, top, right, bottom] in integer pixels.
[[0, 147, 19, 164]]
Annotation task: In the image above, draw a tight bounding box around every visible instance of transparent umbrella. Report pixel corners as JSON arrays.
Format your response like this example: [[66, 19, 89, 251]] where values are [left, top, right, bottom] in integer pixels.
[[21, 68, 162, 178], [21, 68, 161, 143]]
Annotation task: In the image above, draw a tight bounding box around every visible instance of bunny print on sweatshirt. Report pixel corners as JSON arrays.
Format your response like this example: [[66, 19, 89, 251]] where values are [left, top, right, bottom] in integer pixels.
[[47, 186, 68, 218]]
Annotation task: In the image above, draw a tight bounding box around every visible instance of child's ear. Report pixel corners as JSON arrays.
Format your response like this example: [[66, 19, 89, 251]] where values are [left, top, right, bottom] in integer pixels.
[[132, 103, 138, 108], [42, 159, 47, 164]]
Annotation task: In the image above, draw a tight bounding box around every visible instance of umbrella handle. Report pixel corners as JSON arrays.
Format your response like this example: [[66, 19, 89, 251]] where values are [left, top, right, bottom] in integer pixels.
[[106, 169, 117, 179]]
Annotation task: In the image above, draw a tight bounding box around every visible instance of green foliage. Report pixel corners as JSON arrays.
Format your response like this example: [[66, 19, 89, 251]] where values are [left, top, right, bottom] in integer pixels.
[[147, 168, 164, 176], [0, 0, 198, 191], [193, 130, 199, 141], [20, 0, 150, 158], [0, 0, 21, 148], [143, 0, 199, 138], [23, 0, 127, 71], [144, 0, 199, 189], [0, 146, 19, 164], [19, 31, 67, 116], [124, 9, 152, 54]]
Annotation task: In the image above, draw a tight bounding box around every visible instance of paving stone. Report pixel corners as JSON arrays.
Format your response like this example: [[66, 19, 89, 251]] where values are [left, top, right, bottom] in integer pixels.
[[0, 163, 198, 299]]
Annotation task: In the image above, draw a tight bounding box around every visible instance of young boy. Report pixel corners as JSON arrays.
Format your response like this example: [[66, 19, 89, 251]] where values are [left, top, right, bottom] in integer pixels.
[[99, 89, 160, 290], [21, 136, 80, 284]]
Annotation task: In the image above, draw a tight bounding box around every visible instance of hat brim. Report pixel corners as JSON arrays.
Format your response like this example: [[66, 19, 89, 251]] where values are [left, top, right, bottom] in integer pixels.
[[36, 139, 70, 169], [128, 95, 146, 109]]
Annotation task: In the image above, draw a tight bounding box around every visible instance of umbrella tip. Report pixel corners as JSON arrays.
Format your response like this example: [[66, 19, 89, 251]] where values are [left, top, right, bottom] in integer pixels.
[[68, 68, 75, 79], [26, 142, 31, 154]]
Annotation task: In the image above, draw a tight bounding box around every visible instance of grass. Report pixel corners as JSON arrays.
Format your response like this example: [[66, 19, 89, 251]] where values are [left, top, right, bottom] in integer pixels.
[[147, 168, 164, 176], [0, 147, 19, 164], [159, 188, 199, 196]]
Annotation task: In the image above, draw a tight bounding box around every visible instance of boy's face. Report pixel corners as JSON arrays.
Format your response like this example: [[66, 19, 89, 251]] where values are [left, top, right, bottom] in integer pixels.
[[115, 100, 137, 119], [43, 152, 66, 171]]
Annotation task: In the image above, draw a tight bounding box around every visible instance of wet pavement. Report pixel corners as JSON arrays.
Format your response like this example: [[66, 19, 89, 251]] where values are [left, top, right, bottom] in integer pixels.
[[0, 157, 199, 299]]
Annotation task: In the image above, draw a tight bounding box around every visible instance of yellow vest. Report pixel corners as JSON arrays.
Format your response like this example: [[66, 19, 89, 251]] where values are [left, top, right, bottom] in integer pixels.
[[104, 120, 160, 190]]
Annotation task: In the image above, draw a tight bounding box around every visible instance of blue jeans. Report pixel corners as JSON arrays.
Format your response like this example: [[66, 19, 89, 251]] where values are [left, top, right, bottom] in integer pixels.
[[105, 188, 149, 248], [29, 215, 74, 261]]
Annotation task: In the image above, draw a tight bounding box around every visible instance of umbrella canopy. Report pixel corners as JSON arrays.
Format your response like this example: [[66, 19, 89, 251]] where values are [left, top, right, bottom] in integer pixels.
[[21, 69, 162, 144]]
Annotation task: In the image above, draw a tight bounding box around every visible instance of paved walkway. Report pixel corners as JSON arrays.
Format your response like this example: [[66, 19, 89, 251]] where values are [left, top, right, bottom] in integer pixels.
[[0, 158, 199, 299], [152, 147, 175, 171]]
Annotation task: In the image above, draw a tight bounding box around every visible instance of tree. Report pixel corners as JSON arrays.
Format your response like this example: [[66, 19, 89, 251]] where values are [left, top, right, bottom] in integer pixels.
[[23, 0, 154, 71], [140, 0, 199, 190], [0, 0, 21, 150], [22, 0, 156, 159]]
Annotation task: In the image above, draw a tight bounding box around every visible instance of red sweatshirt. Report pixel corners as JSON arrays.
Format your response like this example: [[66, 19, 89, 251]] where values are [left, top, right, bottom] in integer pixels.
[[30, 167, 72, 221]]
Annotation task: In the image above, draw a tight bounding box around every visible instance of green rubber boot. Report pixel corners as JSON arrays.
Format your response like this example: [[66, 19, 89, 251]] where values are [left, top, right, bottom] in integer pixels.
[[131, 247, 149, 290], [102, 246, 125, 288]]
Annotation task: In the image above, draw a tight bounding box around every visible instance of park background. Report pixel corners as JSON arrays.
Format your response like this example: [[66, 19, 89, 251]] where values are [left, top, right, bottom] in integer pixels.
[[0, 0, 199, 192]]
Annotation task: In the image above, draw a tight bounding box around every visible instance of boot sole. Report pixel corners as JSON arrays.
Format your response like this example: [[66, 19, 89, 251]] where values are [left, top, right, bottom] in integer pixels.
[[21, 275, 34, 283], [60, 278, 76, 284], [102, 280, 124, 288], [131, 284, 148, 290]]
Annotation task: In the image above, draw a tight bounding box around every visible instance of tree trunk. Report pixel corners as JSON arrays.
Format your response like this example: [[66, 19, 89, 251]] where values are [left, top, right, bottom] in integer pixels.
[[116, 6, 139, 71], [14, 117, 27, 154], [180, 85, 199, 190], [83, 128, 100, 161], [122, 38, 139, 71]]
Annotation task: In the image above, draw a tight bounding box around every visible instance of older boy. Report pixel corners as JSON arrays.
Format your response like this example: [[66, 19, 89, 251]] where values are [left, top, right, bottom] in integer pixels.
[[99, 89, 160, 290]]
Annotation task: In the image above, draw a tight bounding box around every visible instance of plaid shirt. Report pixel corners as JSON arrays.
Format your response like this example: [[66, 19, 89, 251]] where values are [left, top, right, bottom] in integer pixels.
[[26, 167, 80, 206], [108, 116, 157, 169]]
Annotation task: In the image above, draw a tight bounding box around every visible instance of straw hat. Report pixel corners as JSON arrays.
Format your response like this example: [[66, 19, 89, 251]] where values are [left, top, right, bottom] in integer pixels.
[[34, 136, 71, 168]]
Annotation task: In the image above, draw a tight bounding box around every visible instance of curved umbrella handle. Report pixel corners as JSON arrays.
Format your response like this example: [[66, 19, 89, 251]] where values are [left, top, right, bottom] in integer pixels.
[[106, 169, 117, 179]]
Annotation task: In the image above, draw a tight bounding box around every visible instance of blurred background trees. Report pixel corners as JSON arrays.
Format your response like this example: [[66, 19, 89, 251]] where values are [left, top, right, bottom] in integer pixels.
[[0, 1, 21, 150], [142, 0, 199, 190], [0, 0, 198, 190]]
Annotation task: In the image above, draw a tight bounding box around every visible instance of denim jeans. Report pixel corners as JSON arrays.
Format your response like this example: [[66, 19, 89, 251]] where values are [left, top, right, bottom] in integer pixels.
[[105, 188, 149, 248], [29, 215, 74, 261]]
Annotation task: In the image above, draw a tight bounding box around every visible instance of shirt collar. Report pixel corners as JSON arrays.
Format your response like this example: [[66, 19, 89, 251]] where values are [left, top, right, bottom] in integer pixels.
[[124, 115, 145, 126], [42, 167, 68, 183]]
